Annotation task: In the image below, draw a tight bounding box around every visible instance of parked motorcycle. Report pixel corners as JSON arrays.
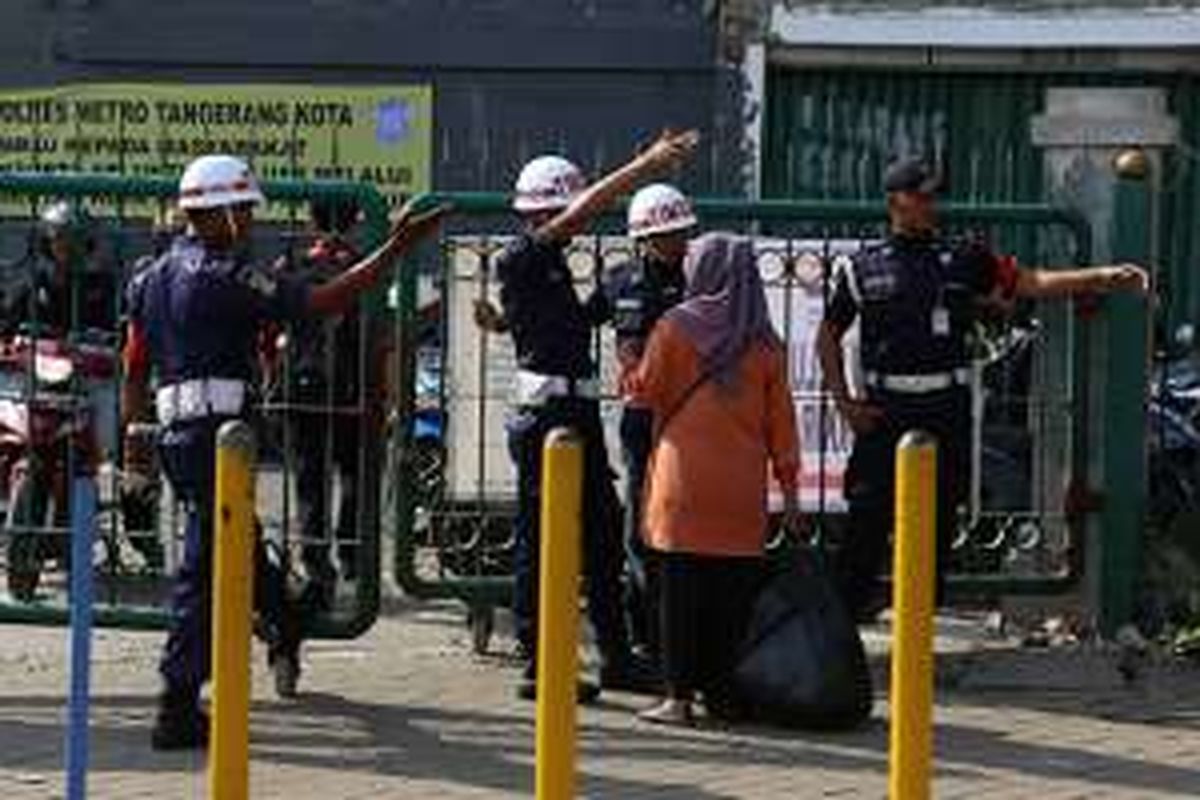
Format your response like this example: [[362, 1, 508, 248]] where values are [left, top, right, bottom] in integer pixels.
[[1139, 325, 1200, 635], [0, 334, 112, 600], [410, 345, 445, 508]]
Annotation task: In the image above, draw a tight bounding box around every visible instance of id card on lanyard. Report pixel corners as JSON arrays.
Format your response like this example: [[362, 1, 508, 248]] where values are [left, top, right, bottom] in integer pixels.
[[932, 249, 953, 337], [931, 305, 951, 337]]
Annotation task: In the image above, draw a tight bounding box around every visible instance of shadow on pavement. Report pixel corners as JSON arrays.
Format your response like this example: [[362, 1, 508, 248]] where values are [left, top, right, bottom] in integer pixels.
[[259, 691, 891, 797], [0, 663, 1197, 797]]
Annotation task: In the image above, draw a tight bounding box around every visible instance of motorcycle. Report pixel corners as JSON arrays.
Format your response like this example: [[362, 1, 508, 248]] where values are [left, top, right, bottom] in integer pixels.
[[410, 345, 445, 506], [1145, 325, 1200, 531], [0, 334, 116, 601], [1139, 326, 1200, 636]]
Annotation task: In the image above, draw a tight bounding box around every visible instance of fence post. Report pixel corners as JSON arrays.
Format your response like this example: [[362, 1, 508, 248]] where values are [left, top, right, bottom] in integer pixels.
[[535, 428, 584, 800], [1099, 149, 1152, 636], [889, 431, 937, 800], [209, 422, 257, 800], [65, 477, 98, 800]]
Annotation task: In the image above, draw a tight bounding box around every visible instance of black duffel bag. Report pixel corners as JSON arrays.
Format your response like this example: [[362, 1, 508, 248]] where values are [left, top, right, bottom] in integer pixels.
[[732, 545, 873, 730]]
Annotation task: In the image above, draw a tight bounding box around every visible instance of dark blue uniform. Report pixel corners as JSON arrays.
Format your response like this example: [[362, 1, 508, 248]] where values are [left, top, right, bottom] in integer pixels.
[[826, 232, 1012, 615], [128, 235, 309, 704], [497, 233, 631, 677], [602, 254, 685, 653]]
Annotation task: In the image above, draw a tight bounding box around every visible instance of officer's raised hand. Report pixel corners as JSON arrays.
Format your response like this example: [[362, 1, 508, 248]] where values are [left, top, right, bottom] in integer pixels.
[[533, 128, 700, 244], [307, 202, 450, 316], [386, 200, 452, 254], [639, 129, 701, 174]]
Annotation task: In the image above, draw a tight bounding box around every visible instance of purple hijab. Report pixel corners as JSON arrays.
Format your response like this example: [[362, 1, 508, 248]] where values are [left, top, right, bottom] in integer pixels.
[[665, 232, 782, 385]]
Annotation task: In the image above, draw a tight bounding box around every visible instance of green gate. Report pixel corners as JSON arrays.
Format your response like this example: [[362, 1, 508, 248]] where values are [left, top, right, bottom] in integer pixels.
[[391, 192, 1096, 651], [0, 172, 388, 638]]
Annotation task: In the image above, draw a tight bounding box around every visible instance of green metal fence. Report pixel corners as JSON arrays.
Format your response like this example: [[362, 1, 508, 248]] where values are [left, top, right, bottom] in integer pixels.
[[392, 191, 1096, 651], [0, 172, 388, 638]]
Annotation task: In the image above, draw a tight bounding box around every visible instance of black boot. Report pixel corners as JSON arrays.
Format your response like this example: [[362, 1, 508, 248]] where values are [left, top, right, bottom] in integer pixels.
[[264, 609, 303, 700], [270, 645, 302, 700], [258, 537, 305, 699], [151, 687, 208, 751]]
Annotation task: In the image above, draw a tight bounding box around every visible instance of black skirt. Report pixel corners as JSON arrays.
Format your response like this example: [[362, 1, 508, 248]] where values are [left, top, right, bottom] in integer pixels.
[[657, 550, 763, 708]]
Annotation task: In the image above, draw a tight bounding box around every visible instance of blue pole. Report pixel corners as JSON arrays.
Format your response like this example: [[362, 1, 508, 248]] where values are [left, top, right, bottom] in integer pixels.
[[65, 477, 97, 800]]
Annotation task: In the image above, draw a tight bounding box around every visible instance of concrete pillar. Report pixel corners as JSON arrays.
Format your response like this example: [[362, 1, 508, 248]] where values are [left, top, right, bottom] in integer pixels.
[[1029, 88, 1176, 634]]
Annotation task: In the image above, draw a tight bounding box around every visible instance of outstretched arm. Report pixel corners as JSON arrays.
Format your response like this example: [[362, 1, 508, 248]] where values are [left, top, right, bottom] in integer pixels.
[[1014, 263, 1148, 299], [534, 130, 699, 244], [308, 203, 449, 316]]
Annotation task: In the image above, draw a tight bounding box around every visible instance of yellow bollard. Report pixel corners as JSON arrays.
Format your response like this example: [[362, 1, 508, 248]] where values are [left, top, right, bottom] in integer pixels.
[[209, 421, 257, 800], [535, 428, 584, 800], [889, 431, 937, 800]]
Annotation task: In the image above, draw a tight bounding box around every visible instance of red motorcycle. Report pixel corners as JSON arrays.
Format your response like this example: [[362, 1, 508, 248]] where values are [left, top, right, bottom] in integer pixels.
[[0, 335, 113, 601]]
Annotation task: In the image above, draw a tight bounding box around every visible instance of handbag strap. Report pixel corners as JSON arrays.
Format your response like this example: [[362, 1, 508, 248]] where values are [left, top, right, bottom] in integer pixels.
[[652, 365, 717, 444]]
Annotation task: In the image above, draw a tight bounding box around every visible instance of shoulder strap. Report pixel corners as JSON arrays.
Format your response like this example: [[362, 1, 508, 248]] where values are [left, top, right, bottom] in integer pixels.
[[652, 363, 717, 443]]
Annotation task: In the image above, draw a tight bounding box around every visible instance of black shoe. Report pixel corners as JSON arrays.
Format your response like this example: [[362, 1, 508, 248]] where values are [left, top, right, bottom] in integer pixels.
[[516, 677, 601, 705], [273, 651, 301, 699], [599, 654, 663, 695], [151, 697, 209, 751]]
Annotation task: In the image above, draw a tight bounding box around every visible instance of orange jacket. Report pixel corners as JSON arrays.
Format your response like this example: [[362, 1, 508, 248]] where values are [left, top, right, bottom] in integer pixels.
[[631, 319, 799, 556]]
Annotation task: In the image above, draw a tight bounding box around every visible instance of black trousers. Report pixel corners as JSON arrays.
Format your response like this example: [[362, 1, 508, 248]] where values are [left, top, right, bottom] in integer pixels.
[[619, 406, 657, 656], [507, 397, 630, 672], [837, 387, 970, 617], [289, 374, 361, 579], [158, 417, 297, 702], [658, 551, 762, 706]]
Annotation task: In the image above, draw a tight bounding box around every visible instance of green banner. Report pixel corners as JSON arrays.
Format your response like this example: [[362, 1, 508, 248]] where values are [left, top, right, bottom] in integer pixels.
[[0, 83, 432, 217]]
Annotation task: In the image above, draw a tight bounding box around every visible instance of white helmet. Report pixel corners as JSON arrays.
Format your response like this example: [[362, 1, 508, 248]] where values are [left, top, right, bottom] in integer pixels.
[[513, 155, 585, 213], [177, 155, 265, 210], [627, 183, 697, 240]]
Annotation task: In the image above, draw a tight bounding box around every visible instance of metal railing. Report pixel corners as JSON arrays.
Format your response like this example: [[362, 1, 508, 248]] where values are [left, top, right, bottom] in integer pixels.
[[389, 191, 1095, 648], [0, 172, 390, 638]]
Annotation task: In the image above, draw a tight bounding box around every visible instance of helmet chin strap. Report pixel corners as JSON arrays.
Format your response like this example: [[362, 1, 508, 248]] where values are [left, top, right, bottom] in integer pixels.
[[223, 205, 238, 241]]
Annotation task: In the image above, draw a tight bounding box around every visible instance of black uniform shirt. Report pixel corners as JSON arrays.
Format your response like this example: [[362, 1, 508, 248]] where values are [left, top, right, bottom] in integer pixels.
[[602, 254, 686, 360], [496, 233, 607, 379], [825, 232, 1014, 375]]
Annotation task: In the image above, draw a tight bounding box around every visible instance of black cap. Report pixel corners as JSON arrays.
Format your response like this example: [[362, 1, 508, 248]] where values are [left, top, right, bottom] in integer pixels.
[[884, 158, 944, 195]]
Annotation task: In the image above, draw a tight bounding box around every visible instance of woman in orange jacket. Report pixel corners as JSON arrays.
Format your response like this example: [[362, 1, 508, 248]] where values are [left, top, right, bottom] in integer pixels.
[[630, 232, 800, 725]]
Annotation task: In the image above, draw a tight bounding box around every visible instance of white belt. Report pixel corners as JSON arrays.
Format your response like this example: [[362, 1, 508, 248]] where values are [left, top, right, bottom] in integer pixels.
[[155, 378, 246, 425], [514, 370, 600, 406], [864, 368, 970, 395]]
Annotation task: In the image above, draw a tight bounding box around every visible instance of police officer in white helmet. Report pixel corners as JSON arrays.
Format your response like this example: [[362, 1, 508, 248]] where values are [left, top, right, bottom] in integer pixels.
[[474, 130, 698, 702], [123, 154, 446, 749], [599, 182, 697, 666]]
